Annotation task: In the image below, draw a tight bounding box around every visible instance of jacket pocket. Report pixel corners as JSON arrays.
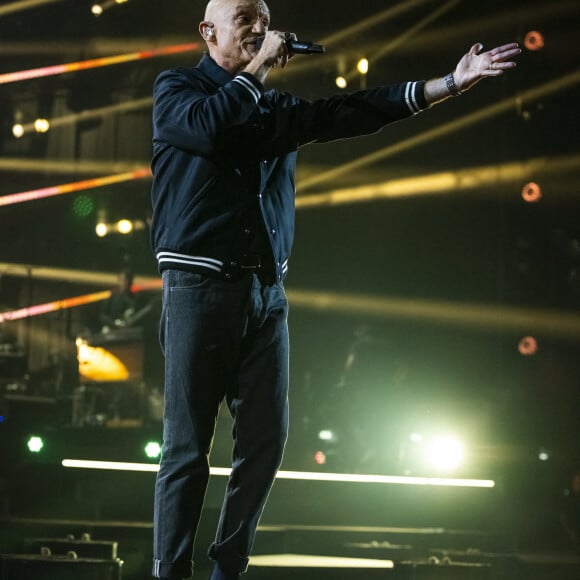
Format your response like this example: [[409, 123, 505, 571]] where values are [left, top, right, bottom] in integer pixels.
[[180, 175, 217, 218]]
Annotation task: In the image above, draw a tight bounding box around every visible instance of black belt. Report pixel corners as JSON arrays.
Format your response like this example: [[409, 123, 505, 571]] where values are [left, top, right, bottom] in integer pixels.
[[227, 253, 276, 284]]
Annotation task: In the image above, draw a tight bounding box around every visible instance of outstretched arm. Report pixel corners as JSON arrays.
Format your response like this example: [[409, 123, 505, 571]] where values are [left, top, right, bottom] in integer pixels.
[[424, 42, 521, 105]]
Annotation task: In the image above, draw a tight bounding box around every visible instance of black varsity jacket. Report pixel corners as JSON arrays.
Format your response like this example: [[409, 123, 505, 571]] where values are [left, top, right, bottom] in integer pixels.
[[150, 54, 428, 282]]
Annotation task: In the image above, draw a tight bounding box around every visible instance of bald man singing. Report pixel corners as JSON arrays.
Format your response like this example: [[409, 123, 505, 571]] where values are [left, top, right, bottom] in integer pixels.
[[149, 0, 520, 578]]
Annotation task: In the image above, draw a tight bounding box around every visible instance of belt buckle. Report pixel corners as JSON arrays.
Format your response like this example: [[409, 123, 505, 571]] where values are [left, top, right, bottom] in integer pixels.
[[240, 254, 261, 269]]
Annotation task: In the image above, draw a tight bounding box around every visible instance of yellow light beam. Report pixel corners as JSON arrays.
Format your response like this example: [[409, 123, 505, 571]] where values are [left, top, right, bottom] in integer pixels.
[[0, 168, 150, 207], [15, 97, 153, 136], [285, 289, 580, 340], [321, 0, 436, 47], [273, 0, 437, 79], [393, 0, 578, 56], [297, 69, 580, 192], [295, 153, 580, 208], [0, 262, 159, 286], [276, 1, 577, 80], [0, 158, 147, 175], [0, 43, 200, 85], [2, 261, 580, 340], [343, 0, 462, 83], [0, 0, 62, 17]]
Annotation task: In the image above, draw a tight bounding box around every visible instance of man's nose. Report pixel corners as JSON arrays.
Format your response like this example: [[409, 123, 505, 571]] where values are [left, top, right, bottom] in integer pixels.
[[252, 19, 265, 35]]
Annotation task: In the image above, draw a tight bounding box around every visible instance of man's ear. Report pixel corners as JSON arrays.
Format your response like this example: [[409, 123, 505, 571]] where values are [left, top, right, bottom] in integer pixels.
[[199, 21, 215, 42]]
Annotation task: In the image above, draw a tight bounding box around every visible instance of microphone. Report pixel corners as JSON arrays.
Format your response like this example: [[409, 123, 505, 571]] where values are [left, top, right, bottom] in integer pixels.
[[255, 35, 326, 55]]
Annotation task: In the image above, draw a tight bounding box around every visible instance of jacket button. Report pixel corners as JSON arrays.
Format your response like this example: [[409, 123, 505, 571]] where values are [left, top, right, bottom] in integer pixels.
[[230, 260, 238, 267], [271, 229, 276, 235], [243, 228, 252, 236], [225, 273, 232, 279]]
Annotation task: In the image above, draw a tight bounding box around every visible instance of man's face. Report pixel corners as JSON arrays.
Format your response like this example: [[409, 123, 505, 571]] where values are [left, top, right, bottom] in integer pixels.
[[202, 0, 270, 74]]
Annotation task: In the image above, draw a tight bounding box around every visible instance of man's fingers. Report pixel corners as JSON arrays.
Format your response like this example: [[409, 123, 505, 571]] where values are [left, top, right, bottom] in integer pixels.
[[469, 43, 483, 55]]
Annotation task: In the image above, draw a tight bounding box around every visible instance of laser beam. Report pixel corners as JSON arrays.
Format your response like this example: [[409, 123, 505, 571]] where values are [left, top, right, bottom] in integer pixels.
[[0, 280, 161, 323], [0, 43, 200, 85], [61, 459, 495, 488], [295, 154, 580, 208], [0, 0, 63, 17], [297, 69, 580, 192], [0, 168, 150, 207]]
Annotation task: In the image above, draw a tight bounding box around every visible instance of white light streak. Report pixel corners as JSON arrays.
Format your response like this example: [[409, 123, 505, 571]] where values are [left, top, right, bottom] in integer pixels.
[[61, 459, 495, 488]]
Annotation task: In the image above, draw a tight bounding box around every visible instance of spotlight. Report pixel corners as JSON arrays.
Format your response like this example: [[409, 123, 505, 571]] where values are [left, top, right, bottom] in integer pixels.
[[34, 118, 50, 133], [27, 436, 44, 453], [12, 123, 24, 138], [518, 336, 538, 356], [318, 429, 336, 442], [145, 441, 162, 459], [95, 222, 108, 238], [92, 0, 128, 16], [314, 451, 327, 465], [538, 448, 550, 461], [426, 435, 464, 473], [524, 31, 545, 51], [357, 58, 369, 75], [522, 182, 542, 203], [116, 219, 133, 234], [335, 76, 347, 89]]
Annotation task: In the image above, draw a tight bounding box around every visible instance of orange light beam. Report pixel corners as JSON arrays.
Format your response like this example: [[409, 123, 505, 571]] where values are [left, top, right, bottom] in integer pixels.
[[0, 168, 151, 207], [0, 290, 112, 323], [0, 280, 162, 323], [0, 43, 200, 85]]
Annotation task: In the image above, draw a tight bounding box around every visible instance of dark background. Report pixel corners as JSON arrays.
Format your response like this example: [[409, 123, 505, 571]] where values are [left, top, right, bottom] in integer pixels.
[[0, 0, 579, 546]]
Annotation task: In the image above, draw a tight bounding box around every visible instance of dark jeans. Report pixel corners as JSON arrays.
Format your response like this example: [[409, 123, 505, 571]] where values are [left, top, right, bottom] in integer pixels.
[[152, 269, 289, 579]]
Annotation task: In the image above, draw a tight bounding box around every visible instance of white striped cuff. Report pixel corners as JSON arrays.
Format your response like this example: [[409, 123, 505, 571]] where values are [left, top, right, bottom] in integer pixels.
[[404, 81, 423, 115]]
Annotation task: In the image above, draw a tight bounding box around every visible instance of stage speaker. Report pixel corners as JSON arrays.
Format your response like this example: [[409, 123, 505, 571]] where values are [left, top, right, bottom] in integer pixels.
[[0, 551, 123, 580], [23, 533, 117, 560]]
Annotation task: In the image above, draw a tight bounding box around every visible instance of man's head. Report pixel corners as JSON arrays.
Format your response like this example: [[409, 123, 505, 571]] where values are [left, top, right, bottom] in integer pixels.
[[199, 0, 270, 74]]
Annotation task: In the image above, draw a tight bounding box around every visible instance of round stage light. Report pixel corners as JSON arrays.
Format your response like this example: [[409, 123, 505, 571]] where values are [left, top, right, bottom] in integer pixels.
[[314, 451, 327, 465], [522, 182, 542, 203], [27, 436, 44, 453], [518, 336, 538, 356], [524, 31, 545, 51], [145, 441, 162, 459], [426, 435, 464, 472]]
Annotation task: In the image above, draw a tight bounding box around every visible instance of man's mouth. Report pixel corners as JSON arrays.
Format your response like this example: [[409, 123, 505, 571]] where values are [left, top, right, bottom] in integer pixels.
[[245, 37, 263, 49]]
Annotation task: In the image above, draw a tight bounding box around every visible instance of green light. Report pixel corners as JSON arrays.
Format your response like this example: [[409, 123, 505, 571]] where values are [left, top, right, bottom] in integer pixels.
[[72, 194, 94, 218], [27, 436, 44, 453], [145, 441, 161, 459]]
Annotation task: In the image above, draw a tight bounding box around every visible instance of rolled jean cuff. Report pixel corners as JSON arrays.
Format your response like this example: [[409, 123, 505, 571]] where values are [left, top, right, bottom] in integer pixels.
[[152, 557, 193, 579], [208, 545, 249, 574]]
